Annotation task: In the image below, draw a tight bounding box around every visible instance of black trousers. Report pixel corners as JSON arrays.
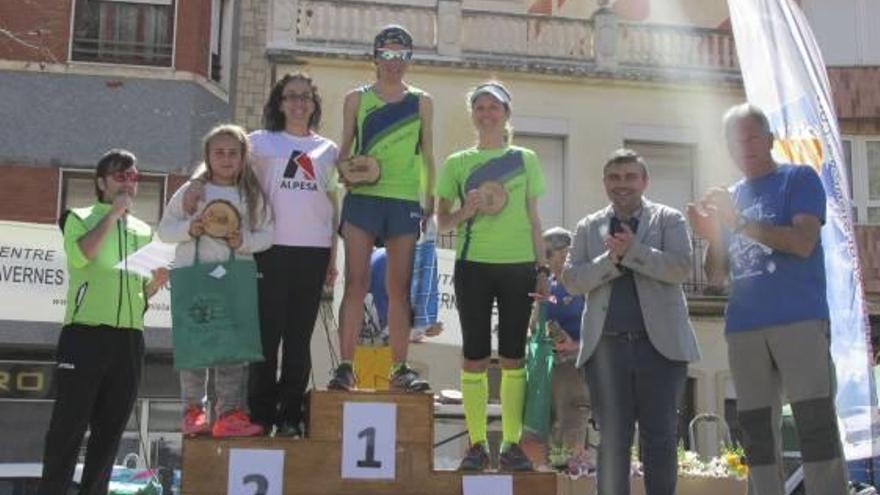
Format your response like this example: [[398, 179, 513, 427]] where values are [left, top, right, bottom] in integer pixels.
[[39, 324, 144, 495], [249, 245, 330, 429]]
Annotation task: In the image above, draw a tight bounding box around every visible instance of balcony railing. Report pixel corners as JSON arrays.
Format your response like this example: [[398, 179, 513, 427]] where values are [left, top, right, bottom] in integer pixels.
[[460, 10, 593, 60], [71, 37, 173, 67], [295, 0, 436, 50], [618, 23, 738, 72], [275, 0, 740, 80]]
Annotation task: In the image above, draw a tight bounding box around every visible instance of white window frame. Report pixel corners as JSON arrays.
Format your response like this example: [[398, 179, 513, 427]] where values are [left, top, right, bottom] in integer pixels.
[[620, 124, 699, 206], [68, 0, 178, 69], [511, 115, 570, 226], [208, 0, 235, 90], [106, 0, 172, 5], [843, 135, 880, 225], [57, 168, 168, 226]]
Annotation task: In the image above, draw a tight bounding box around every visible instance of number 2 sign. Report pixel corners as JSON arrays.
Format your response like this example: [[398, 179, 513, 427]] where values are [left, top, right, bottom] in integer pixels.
[[341, 402, 397, 479], [227, 449, 284, 495]]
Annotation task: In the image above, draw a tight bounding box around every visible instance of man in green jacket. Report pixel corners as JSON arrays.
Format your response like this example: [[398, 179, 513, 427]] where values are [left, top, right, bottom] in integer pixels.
[[39, 149, 167, 495]]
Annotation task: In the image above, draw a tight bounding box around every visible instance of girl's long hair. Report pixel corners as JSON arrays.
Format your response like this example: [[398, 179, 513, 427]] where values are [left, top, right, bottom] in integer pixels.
[[194, 124, 268, 230]]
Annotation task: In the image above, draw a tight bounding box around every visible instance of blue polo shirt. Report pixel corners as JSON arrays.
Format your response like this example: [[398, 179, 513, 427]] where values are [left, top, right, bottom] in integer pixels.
[[725, 164, 829, 333], [546, 277, 585, 341]]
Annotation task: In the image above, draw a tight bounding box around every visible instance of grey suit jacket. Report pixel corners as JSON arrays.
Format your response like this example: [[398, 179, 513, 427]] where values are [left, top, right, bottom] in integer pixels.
[[562, 199, 701, 367]]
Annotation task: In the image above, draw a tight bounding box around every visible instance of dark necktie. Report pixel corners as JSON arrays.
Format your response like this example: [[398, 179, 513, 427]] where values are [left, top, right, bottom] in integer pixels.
[[610, 216, 639, 236]]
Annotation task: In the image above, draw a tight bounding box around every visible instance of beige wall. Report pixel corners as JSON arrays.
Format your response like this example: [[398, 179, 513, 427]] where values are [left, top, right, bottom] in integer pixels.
[[691, 317, 736, 455]]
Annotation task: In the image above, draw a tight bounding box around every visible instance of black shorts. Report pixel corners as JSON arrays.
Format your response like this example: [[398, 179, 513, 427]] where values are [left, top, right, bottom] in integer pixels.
[[453, 260, 536, 360]]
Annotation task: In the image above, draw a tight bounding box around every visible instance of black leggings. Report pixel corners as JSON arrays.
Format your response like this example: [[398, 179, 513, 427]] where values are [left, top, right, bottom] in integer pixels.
[[248, 245, 330, 428], [39, 324, 144, 495], [454, 260, 536, 361]]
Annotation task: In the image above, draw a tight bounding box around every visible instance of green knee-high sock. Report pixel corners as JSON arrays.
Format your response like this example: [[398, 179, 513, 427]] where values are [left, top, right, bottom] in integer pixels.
[[500, 367, 526, 449], [460, 371, 489, 445]]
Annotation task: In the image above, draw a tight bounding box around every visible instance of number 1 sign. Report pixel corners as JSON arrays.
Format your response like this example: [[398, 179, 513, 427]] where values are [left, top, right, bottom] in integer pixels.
[[341, 402, 397, 479]]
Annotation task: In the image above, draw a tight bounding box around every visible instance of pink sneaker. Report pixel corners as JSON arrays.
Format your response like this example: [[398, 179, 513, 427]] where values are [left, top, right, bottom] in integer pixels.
[[212, 409, 264, 438], [182, 406, 210, 437]]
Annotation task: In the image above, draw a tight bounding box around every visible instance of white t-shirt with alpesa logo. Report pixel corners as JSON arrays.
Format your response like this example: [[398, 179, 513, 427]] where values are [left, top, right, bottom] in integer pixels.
[[249, 130, 339, 248]]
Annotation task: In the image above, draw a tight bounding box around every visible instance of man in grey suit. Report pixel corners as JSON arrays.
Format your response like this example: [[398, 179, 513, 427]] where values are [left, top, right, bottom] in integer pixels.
[[563, 148, 700, 495]]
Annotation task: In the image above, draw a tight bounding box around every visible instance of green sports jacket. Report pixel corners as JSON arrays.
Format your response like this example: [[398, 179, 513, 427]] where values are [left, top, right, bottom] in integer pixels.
[[60, 202, 153, 330]]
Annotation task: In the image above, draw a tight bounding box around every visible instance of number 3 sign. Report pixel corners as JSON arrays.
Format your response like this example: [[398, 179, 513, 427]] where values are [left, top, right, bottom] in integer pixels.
[[341, 402, 397, 479]]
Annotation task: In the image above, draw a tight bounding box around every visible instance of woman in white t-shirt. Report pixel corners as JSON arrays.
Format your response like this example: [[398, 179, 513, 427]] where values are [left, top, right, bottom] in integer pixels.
[[247, 72, 339, 437]]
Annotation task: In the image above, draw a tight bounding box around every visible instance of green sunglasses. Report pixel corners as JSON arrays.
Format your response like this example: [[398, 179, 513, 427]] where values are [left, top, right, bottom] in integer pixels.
[[375, 48, 413, 61]]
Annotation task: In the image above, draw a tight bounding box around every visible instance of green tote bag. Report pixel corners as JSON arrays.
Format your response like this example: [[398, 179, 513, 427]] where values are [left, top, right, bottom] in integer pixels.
[[170, 241, 264, 370], [523, 302, 555, 440]]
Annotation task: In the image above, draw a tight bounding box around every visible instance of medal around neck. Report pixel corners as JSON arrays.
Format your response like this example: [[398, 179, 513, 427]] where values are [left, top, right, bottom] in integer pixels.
[[477, 181, 507, 216]]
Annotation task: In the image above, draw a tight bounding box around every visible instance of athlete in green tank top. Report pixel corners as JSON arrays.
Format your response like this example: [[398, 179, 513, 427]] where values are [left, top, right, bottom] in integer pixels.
[[331, 25, 436, 394]]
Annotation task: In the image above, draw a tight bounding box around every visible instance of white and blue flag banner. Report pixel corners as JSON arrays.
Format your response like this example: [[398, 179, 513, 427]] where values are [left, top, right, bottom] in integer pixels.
[[729, 0, 878, 459]]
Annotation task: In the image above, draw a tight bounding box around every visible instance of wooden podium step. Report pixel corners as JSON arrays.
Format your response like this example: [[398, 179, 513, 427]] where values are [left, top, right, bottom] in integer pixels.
[[306, 390, 433, 445], [181, 390, 560, 495]]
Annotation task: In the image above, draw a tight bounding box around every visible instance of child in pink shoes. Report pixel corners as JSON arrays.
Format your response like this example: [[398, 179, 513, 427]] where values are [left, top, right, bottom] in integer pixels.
[[159, 125, 273, 439]]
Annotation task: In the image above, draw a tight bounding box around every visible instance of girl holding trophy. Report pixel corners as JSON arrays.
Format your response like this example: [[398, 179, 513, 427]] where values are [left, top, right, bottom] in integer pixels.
[[159, 124, 273, 437]]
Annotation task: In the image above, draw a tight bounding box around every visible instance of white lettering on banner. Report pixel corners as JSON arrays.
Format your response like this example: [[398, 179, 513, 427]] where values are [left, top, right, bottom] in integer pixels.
[[0, 220, 171, 327], [227, 449, 284, 495], [341, 402, 396, 479]]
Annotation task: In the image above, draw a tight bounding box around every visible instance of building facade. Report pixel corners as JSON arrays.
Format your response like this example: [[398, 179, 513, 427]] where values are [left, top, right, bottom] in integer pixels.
[[0, 0, 242, 470], [241, 0, 746, 459], [0, 0, 878, 478]]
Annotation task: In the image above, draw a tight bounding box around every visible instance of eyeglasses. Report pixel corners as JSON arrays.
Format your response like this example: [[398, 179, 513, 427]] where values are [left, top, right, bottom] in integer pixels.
[[109, 170, 141, 183], [282, 92, 314, 103], [375, 49, 412, 61]]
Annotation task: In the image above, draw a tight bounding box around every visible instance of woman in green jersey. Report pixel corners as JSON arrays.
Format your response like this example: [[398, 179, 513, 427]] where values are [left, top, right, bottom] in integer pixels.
[[437, 81, 549, 472], [330, 25, 436, 393]]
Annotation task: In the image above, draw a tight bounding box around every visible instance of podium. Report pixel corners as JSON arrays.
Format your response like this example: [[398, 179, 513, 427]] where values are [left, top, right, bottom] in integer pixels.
[[181, 390, 558, 494]]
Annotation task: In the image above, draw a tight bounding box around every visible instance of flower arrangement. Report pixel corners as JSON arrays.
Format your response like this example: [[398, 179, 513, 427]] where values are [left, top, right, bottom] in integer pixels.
[[677, 444, 748, 480], [547, 444, 595, 478]]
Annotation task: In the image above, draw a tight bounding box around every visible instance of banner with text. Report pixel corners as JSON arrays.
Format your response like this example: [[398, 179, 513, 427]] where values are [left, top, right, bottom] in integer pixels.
[[0, 221, 171, 328]]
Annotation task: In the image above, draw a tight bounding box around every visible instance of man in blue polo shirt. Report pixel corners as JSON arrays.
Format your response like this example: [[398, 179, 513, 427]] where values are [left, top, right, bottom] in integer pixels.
[[689, 103, 847, 495]]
